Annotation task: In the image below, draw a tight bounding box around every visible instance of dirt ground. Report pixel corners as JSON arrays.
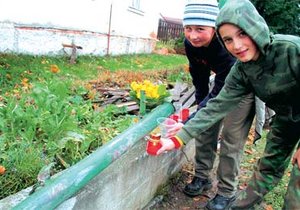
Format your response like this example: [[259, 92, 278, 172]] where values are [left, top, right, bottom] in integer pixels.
[[145, 161, 218, 210]]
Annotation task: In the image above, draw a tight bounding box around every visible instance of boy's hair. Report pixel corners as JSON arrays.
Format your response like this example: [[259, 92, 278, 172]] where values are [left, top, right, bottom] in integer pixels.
[[183, 0, 219, 27]]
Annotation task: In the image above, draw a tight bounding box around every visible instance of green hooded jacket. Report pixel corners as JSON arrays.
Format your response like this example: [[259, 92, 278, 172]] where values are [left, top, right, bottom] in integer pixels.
[[176, 0, 300, 144]]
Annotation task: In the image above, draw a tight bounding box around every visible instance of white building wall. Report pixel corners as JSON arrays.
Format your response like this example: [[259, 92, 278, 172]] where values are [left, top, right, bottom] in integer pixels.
[[0, 0, 159, 56]]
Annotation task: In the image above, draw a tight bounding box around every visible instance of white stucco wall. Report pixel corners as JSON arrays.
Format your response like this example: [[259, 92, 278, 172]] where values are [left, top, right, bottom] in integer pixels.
[[0, 0, 160, 56]]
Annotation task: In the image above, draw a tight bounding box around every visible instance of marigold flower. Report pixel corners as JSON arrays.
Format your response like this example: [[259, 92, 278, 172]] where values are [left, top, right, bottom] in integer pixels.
[[0, 165, 6, 175], [50, 64, 60, 73]]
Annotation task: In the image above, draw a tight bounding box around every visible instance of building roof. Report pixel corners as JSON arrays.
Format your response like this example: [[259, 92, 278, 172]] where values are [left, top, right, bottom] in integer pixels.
[[159, 14, 183, 24]]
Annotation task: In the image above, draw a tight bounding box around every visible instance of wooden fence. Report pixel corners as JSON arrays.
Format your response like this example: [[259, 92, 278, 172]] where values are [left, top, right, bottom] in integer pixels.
[[157, 18, 184, 42]]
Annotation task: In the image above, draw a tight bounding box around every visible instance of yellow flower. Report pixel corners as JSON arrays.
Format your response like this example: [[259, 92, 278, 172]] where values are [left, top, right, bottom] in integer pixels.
[[130, 80, 169, 107], [136, 91, 141, 99], [143, 80, 151, 85], [130, 81, 138, 90]]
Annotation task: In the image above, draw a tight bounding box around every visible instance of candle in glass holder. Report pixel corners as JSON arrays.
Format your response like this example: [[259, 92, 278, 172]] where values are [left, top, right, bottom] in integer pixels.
[[146, 133, 162, 156]]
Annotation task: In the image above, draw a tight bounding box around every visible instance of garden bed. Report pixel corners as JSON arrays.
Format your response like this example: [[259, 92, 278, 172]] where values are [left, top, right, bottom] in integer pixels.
[[0, 53, 190, 201], [0, 79, 196, 209]]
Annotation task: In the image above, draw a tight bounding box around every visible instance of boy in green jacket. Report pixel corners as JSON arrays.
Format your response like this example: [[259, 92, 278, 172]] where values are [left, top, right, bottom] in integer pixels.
[[158, 0, 300, 209]]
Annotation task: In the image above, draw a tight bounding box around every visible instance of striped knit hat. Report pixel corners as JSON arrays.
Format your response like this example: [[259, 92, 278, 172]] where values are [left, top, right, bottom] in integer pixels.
[[183, 0, 219, 27]]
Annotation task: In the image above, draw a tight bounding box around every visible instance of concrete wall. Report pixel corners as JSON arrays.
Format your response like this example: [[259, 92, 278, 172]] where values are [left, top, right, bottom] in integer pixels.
[[0, 138, 195, 210], [0, 0, 160, 56], [56, 139, 195, 210], [0, 22, 156, 56]]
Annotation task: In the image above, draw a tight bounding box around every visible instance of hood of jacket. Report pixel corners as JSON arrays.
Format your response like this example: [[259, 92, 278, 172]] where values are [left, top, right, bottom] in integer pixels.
[[215, 0, 270, 56]]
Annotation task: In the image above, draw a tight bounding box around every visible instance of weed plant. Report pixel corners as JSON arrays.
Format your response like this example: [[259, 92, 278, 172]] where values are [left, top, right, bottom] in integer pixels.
[[0, 52, 188, 199]]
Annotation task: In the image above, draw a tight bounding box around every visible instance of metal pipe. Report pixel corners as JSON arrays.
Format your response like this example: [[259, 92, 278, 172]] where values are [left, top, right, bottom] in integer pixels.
[[107, 3, 112, 56], [13, 102, 175, 210]]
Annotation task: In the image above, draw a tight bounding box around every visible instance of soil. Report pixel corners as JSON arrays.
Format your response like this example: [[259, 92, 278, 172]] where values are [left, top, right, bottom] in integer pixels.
[[145, 162, 218, 210]]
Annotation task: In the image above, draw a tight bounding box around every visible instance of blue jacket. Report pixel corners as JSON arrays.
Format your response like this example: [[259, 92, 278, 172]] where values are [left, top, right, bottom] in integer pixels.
[[185, 36, 236, 108]]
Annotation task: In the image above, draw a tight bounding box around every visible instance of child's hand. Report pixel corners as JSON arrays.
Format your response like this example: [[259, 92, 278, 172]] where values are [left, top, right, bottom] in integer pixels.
[[156, 138, 176, 155], [166, 122, 184, 137], [292, 148, 300, 168]]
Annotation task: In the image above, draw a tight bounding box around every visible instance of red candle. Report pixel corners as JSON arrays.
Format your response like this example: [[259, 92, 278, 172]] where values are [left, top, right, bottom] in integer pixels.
[[170, 114, 179, 122], [180, 108, 190, 122], [146, 133, 162, 156]]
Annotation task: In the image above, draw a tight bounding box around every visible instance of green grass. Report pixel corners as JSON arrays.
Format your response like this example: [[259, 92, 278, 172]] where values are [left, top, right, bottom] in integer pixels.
[[0, 52, 188, 199], [239, 130, 292, 210], [95, 54, 187, 71], [0, 53, 187, 83]]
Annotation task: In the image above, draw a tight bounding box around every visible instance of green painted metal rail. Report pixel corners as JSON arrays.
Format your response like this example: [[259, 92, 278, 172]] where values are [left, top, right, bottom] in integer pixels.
[[13, 102, 175, 210]]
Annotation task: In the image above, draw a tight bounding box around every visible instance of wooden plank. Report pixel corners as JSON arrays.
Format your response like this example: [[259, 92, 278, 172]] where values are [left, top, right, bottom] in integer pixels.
[[182, 92, 196, 109], [101, 95, 123, 105], [170, 82, 189, 101], [178, 86, 195, 105], [103, 90, 129, 96], [126, 105, 139, 112], [96, 87, 130, 93], [116, 101, 137, 108]]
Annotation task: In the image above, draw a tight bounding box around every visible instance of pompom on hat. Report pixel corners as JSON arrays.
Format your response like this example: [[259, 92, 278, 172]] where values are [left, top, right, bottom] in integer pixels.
[[183, 0, 219, 27]]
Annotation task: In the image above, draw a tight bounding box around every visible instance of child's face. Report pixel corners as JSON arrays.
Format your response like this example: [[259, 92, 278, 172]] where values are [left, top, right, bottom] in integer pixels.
[[219, 23, 260, 62], [184, 25, 215, 47]]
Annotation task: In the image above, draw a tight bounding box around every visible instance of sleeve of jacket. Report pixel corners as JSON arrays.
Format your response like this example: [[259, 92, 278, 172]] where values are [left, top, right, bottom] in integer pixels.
[[288, 41, 300, 85], [176, 65, 251, 144]]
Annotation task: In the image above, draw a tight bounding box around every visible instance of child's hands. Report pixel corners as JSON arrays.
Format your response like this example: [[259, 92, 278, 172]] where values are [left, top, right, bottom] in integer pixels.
[[292, 148, 300, 168], [156, 138, 176, 155], [165, 122, 184, 137]]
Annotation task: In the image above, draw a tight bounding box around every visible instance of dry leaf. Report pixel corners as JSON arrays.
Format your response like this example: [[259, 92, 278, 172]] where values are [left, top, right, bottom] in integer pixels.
[[249, 158, 257, 163], [0, 165, 6, 175], [244, 148, 253, 154], [193, 197, 200, 201], [239, 183, 248, 190], [265, 204, 273, 210]]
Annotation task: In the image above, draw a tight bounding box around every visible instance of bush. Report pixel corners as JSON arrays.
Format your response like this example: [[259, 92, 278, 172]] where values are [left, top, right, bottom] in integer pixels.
[[174, 34, 186, 55]]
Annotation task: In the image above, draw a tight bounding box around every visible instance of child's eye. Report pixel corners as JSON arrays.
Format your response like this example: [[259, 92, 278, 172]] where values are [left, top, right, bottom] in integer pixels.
[[239, 31, 247, 37], [196, 27, 207, 33], [184, 26, 192, 31], [223, 38, 232, 44]]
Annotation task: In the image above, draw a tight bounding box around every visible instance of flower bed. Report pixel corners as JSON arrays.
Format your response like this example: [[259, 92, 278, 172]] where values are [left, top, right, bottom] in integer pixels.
[[129, 80, 170, 110]]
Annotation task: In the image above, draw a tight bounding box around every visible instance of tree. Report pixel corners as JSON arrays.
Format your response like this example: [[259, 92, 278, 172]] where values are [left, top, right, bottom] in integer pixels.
[[250, 0, 300, 35]]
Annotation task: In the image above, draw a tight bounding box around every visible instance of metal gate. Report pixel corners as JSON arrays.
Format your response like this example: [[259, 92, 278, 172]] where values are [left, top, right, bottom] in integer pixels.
[[157, 18, 184, 42]]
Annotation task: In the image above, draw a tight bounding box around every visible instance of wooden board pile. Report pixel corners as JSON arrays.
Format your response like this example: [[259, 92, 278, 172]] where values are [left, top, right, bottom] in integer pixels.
[[92, 82, 196, 113]]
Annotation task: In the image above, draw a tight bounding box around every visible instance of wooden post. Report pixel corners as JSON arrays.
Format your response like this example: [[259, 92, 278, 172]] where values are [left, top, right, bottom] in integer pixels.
[[139, 90, 146, 116], [62, 42, 83, 64]]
